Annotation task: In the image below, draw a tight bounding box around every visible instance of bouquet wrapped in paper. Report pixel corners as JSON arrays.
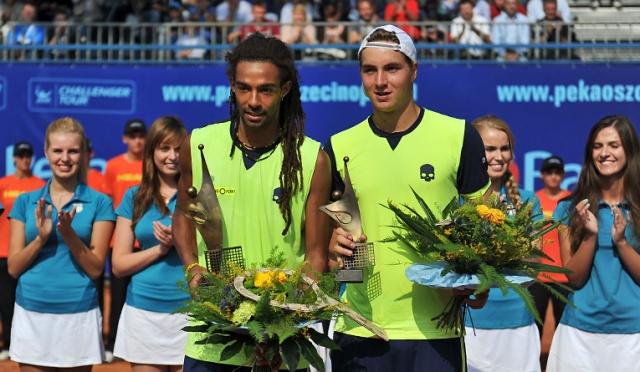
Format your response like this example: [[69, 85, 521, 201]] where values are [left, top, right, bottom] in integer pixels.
[[384, 189, 573, 333]]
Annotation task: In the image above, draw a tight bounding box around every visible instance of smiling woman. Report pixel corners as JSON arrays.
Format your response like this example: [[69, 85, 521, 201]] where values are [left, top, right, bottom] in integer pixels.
[[7, 117, 116, 371], [110, 116, 189, 371]]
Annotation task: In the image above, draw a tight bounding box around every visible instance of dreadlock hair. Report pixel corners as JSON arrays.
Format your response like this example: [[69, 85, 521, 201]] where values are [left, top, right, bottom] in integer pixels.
[[224, 32, 306, 236], [472, 115, 522, 209], [566, 115, 640, 253], [131, 116, 187, 230]]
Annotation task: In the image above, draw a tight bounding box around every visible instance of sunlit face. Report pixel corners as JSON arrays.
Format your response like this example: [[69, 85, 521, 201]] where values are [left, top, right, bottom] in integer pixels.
[[360, 46, 417, 114], [540, 168, 564, 190], [154, 138, 181, 177], [46, 132, 83, 180], [357, 0, 375, 21], [504, 0, 518, 16], [459, 2, 474, 21], [592, 126, 626, 179], [292, 8, 306, 22], [252, 4, 267, 22], [543, 2, 557, 19], [13, 154, 33, 174], [231, 61, 291, 130], [123, 131, 146, 156], [479, 127, 512, 182]]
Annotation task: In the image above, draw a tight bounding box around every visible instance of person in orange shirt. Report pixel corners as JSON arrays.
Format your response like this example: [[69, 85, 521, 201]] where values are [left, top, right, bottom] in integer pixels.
[[86, 140, 106, 193], [383, 0, 421, 40], [101, 119, 146, 362], [531, 155, 571, 337], [0, 141, 45, 361]]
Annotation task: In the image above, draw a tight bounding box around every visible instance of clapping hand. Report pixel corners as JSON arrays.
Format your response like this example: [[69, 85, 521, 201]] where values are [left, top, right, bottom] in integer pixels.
[[56, 205, 77, 236], [35, 198, 53, 240], [153, 220, 174, 254]]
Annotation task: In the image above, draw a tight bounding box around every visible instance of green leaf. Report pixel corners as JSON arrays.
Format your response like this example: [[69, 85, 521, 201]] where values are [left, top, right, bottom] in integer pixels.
[[307, 327, 340, 350], [220, 339, 245, 361], [298, 335, 325, 372], [280, 337, 301, 372], [182, 325, 209, 333]]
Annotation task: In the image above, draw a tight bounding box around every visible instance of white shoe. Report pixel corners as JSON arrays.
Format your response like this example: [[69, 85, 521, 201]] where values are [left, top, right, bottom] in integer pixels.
[[0, 349, 10, 361], [104, 350, 114, 363]]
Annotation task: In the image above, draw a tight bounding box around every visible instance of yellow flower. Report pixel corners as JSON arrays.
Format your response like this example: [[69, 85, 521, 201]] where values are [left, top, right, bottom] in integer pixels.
[[477, 205, 506, 225], [254, 271, 287, 288]]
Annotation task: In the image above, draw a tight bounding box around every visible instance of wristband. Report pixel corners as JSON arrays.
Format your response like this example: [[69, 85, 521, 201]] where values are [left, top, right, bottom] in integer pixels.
[[185, 262, 205, 274]]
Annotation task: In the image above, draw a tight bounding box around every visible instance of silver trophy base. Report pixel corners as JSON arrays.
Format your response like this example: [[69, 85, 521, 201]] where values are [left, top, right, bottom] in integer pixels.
[[336, 269, 363, 283]]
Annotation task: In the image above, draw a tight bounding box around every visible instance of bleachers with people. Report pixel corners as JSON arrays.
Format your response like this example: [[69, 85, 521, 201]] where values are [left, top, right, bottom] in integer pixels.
[[0, 0, 639, 62]]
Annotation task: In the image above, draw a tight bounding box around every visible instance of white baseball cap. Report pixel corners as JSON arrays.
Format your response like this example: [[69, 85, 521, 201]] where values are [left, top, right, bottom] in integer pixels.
[[358, 24, 417, 63]]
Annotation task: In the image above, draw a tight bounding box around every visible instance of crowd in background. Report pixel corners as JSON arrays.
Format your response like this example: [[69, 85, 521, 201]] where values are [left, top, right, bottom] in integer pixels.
[[0, 0, 625, 61]]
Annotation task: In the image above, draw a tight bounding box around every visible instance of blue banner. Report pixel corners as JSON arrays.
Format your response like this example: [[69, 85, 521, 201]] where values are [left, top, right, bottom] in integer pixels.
[[1, 63, 639, 192]]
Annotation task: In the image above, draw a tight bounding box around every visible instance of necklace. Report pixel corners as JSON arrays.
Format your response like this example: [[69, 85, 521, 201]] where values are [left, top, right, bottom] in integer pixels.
[[51, 191, 74, 209], [234, 123, 281, 163]]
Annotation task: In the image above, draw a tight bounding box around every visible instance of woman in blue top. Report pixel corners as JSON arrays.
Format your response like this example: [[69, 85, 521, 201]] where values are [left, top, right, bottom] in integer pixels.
[[464, 115, 543, 372], [111, 116, 189, 371], [7, 117, 116, 370], [547, 115, 640, 371]]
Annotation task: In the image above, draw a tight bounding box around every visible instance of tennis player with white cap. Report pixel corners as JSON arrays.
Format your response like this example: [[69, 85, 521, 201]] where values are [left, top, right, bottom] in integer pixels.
[[324, 25, 491, 371]]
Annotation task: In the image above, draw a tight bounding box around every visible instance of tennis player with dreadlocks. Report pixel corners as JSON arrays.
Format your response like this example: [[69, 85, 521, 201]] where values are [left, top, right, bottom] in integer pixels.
[[173, 33, 331, 371]]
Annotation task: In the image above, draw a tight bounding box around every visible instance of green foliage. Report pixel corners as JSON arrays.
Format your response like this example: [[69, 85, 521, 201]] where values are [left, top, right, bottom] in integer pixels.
[[176, 250, 340, 371], [386, 193, 574, 331]]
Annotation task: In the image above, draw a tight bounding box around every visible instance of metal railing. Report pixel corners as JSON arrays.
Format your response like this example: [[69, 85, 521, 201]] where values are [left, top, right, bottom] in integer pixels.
[[1, 20, 639, 64]]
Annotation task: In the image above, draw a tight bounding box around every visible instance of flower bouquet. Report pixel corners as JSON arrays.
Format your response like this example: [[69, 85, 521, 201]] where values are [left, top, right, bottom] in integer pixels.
[[178, 251, 387, 372], [384, 189, 573, 333]]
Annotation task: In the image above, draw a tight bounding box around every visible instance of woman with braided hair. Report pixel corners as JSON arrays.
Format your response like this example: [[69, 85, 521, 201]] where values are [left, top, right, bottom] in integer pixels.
[[463, 114, 544, 372]]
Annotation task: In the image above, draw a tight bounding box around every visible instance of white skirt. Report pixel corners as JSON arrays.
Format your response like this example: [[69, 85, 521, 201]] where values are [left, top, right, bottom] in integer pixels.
[[10, 304, 104, 367], [546, 323, 640, 371], [113, 304, 188, 365], [464, 324, 541, 372]]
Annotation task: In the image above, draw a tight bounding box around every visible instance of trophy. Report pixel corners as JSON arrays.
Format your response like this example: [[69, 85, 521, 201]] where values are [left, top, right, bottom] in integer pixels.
[[320, 156, 375, 283], [177, 144, 244, 274]]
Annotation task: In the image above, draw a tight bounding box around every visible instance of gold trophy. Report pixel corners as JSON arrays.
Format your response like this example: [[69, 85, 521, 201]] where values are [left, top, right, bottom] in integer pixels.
[[177, 144, 244, 274], [320, 156, 375, 283]]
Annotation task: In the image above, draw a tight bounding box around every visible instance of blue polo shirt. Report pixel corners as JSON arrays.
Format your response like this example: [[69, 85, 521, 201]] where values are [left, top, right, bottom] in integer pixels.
[[465, 187, 542, 329], [116, 186, 189, 313], [554, 199, 640, 334], [9, 179, 115, 314]]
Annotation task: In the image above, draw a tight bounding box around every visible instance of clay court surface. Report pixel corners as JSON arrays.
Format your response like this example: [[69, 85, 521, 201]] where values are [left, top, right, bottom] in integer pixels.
[[0, 288, 557, 371]]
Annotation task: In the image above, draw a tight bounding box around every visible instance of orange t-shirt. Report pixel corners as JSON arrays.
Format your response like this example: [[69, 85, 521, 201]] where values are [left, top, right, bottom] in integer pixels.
[[103, 153, 142, 247], [383, 0, 421, 40], [0, 174, 46, 258], [87, 169, 106, 194], [536, 189, 571, 283]]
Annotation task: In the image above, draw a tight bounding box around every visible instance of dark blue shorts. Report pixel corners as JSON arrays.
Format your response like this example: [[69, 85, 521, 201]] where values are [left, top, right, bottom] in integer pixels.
[[331, 332, 467, 372]]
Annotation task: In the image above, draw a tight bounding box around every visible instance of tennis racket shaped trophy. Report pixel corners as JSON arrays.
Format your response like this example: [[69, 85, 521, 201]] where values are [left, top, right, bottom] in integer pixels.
[[177, 144, 244, 274], [320, 156, 375, 283]]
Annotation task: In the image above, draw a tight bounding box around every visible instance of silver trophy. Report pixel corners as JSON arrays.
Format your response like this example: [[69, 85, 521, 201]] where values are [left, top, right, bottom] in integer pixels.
[[320, 157, 375, 283], [177, 144, 245, 274]]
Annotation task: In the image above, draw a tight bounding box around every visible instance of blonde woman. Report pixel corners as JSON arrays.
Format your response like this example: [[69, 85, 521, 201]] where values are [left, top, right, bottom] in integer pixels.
[[8, 118, 115, 371], [280, 3, 317, 45]]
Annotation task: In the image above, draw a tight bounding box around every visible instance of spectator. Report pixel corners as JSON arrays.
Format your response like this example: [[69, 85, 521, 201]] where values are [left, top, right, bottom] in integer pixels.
[[450, 0, 491, 59], [280, 0, 315, 25], [216, 0, 253, 40], [531, 156, 571, 338], [532, 0, 576, 60], [85, 140, 105, 193], [489, 0, 525, 19], [228, 0, 280, 43], [527, 0, 571, 22], [47, 7, 73, 60], [280, 3, 317, 44], [384, 0, 421, 40], [8, 117, 115, 370], [348, 0, 380, 44], [189, 0, 216, 22], [6, 2, 45, 60], [318, 2, 346, 44], [492, 0, 530, 61], [419, 18, 447, 58], [0, 141, 46, 362], [437, 0, 460, 20], [175, 19, 211, 60], [71, 0, 105, 23]]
